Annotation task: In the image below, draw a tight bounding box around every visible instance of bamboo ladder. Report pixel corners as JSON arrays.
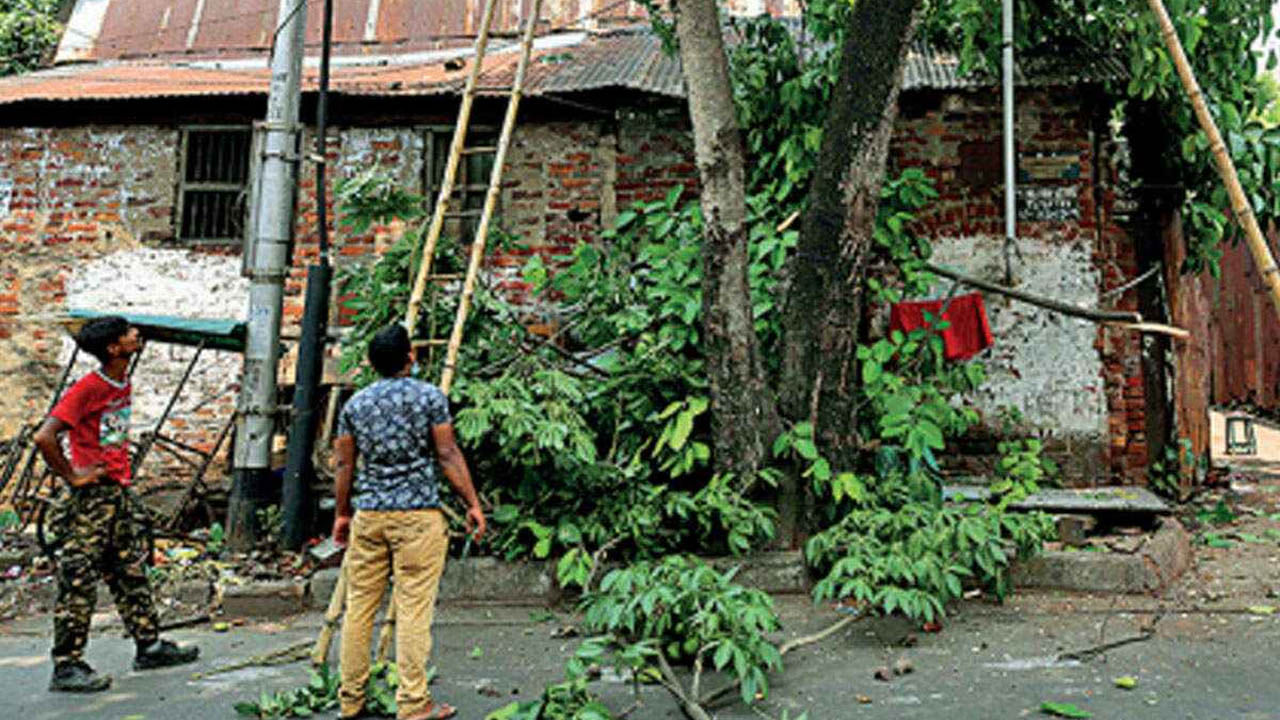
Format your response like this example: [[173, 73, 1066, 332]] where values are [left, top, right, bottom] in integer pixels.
[[311, 0, 544, 666]]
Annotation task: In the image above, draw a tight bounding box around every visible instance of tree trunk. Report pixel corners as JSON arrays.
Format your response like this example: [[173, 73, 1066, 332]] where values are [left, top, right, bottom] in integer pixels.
[[674, 0, 779, 480], [779, 0, 922, 474]]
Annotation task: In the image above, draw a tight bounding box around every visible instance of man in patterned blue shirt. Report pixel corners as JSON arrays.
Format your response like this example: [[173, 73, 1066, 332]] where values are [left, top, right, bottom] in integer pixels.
[[332, 323, 485, 720]]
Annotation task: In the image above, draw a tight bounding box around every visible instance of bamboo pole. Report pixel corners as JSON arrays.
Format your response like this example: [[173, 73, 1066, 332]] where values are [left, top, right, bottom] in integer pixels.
[[310, 561, 347, 666], [1144, 0, 1280, 321]]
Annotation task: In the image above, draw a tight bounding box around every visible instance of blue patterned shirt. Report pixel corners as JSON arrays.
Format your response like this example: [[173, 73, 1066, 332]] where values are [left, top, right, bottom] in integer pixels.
[[337, 377, 452, 511]]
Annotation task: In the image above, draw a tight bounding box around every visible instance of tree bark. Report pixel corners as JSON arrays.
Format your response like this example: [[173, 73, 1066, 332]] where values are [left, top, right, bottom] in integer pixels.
[[779, 0, 922, 475], [674, 0, 779, 480]]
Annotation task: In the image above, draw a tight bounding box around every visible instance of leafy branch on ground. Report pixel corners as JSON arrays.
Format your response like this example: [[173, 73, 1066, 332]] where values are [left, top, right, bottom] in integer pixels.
[[233, 662, 414, 718]]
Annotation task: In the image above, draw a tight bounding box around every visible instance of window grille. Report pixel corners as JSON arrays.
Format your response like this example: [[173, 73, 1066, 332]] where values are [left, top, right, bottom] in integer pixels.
[[177, 127, 252, 243], [422, 126, 499, 240]]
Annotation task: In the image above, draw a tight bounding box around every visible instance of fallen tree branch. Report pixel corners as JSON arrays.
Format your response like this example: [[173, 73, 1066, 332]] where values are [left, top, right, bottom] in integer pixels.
[[702, 612, 866, 708], [1055, 629, 1156, 663], [778, 612, 861, 654], [192, 640, 312, 678], [923, 263, 1141, 323], [655, 653, 714, 720]]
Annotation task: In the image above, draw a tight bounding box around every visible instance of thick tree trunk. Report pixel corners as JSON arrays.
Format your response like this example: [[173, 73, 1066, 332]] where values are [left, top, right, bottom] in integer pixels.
[[779, 0, 922, 473], [674, 0, 778, 479]]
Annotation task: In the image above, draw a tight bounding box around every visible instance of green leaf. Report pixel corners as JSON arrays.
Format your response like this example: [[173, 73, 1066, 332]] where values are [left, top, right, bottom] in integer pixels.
[[1114, 676, 1138, 690], [671, 411, 694, 450], [1040, 701, 1092, 718], [233, 704, 260, 717], [794, 439, 819, 461]]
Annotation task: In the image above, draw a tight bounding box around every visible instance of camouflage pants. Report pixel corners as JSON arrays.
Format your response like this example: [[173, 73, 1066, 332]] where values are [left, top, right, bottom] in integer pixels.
[[48, 484, 159, 663]]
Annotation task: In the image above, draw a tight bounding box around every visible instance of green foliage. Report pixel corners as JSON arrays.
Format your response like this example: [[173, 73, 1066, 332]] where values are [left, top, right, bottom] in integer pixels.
[[233, 664, 342, 718], [485, 640, 621, 720], [728, 14, 839, 205], [1148, 437, 1197, 500], [805, 431, 1056, 621], [232, 663, 407, 719], [991, 439, 1058, 508], [0, 0, 59, 77], [925, 0, 1280, 276], [581, 555, 783, 705], [256, 505, 284, 547], [1196, 499, 1236, 527], [1040, 701, 1093, 718], [336, 175, 782, 567], [205, 522, 226, 557], [0, 508, 18, 531]]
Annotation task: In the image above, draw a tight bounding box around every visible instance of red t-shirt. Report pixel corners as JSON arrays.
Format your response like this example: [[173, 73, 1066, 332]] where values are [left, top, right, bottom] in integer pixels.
[[49, 371, 133, 486]]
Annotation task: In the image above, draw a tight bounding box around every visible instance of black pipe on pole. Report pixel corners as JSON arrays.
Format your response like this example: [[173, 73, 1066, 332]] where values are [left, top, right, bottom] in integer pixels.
[[281, 0, 335, 549]]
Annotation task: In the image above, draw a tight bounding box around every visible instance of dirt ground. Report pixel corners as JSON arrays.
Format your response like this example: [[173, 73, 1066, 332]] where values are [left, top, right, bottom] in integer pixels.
[[1172, 411, 1280, 606]]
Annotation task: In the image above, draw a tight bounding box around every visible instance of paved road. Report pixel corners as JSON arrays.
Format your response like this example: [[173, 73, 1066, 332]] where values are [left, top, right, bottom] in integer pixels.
[[2, 593, 1278, 720]]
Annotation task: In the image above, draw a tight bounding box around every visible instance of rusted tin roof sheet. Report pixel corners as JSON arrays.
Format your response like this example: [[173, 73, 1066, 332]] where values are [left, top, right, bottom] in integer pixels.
[[55, 0, 654, 62], [0, 31, 686, 105], [3, 31, 682, 105], [16, 29, 1122, 108]]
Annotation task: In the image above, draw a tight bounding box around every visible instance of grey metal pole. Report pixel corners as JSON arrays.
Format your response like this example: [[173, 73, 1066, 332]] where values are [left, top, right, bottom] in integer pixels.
[[1002, 0, 1017, 285], [228, 0, 308, 550]]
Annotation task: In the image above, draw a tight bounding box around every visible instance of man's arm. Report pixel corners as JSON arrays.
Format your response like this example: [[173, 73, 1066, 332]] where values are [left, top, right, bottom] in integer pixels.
[[331, 434, 356, 546], [431, 423, 485, 540], [32, 417, 103, 488]]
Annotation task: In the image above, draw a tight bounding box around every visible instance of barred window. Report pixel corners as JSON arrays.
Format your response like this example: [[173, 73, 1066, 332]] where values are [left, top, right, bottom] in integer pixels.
[[177, 127, 252, 244], [422, 126, 499, 240]]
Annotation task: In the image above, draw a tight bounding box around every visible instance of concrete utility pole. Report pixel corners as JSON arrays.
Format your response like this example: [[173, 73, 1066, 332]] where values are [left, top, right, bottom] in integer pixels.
[[228, 0, 308, 549]]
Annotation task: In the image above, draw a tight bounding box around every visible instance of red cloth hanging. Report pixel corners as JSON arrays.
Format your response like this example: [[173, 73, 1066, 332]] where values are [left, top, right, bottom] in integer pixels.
[[888, 292, 994, 361]]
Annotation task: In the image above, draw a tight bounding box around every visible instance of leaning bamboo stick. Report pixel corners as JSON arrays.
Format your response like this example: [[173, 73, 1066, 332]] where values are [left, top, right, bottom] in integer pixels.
[[310, 560, 348, 666], [376, 592, 397, 664], [1144, 0, 1280, 321]]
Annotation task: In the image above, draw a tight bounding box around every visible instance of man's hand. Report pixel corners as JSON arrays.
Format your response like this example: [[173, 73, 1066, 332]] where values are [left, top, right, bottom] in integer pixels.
[[332, 515, 352, 547], [68, 464, 106, 489], [465, 505, 487, 542]]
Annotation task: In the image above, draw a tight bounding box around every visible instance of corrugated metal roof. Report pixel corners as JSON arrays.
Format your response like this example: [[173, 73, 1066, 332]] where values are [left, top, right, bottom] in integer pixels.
[[55, 0, 806, 63], [901, 40, 1127, 90], [4, 31, 1121, 107], [0, 31, 682, 105]]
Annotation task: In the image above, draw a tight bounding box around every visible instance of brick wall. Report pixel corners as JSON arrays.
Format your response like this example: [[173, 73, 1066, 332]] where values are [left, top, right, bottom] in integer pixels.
[[891, 88, 1145, 483], [0, 125, 246, 488], [0, 95, 1147, 489]]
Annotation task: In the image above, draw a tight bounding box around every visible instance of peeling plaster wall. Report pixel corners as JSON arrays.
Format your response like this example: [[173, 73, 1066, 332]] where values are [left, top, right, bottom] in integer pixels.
[[929, 236, 1106, 434], [927, 236, 1109, 479], [60, 249, 247, 458]]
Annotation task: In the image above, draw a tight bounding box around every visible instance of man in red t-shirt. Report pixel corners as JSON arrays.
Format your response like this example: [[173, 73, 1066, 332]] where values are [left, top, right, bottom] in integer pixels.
[[34, 316, 199, 693]]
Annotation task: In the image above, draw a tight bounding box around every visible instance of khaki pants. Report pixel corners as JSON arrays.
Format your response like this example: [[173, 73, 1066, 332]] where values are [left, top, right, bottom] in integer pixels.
[[340, 509, 448, 719]]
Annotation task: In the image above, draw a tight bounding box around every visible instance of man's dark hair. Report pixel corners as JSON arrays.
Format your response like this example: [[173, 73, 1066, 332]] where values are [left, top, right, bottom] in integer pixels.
[[368, 323, 411, 377], [75, 316, 131, 364]]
